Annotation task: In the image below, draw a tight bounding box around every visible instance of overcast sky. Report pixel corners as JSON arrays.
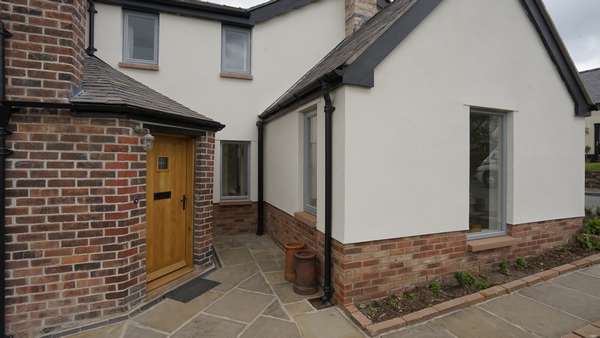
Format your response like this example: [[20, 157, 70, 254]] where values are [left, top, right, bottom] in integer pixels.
[[212, 0, 599, 71]]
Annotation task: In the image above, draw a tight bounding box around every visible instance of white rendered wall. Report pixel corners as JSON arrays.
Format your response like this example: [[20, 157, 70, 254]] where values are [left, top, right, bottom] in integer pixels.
[[342, 0, 585, 243], [263, 89, 347, 241], [94, 0, 345, 202]]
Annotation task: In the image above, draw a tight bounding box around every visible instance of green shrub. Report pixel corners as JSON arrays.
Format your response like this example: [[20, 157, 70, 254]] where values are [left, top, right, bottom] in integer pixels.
[[474, 276, 490, 290], [577, 218, 600, 250], [454, 272, 476, 288], [499, 260, 510, 276], [429, 280, 442, 297], [515, 257, 528, 270], [403, 292, 416, 301]]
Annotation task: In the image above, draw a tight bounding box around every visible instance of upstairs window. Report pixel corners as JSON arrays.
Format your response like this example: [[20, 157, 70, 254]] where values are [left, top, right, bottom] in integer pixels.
[[123, 11, 159, 65], [221, 25, 251, 75]]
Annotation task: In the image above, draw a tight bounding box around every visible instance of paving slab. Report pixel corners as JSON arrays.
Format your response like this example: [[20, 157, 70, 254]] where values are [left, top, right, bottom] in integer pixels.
[[284, 300, 315, 317], [519, 282, 600, 321], [240, 316, 301, 338], [263, 300, 290, 320], [239, 273, 272, 294], [133, 291, 222, 333], [218, 247, 254, 266], [553, 272, 600, 298], [205, 289, 275, 323], [66, 322, 125, 338], [574, 324, 600, 338], [273, 283, 320, 304], [431, 307, 534, 338], [479, 294, 587, 338], [295, 308, 364, 338], [263, 271, 287, 286], [381, 323, 455, 338], [205, 264, 258, 292], [580, 264, 600, 278], [122, 324, 166, 338], [171, 314, 245, 338], [256, 258, 284, 272]]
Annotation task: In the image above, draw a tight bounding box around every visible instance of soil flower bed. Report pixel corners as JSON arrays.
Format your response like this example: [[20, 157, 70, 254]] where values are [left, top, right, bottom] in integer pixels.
[[357, 244, 596, 324]]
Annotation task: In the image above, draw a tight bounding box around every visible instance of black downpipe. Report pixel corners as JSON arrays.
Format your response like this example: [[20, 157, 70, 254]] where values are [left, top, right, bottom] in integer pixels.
[[256, 120, 264, 236], [86, 0, 97, 56], [1, 21, 12, 338], [320, 82, 335, 305]]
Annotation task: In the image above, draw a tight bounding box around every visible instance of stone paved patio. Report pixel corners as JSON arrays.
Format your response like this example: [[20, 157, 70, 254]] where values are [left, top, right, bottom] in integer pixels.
[[67, 234, 600, 338]]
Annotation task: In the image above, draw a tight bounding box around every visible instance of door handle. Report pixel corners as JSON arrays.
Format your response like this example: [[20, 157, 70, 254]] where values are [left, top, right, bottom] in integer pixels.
[[181, 195, 187, 210]]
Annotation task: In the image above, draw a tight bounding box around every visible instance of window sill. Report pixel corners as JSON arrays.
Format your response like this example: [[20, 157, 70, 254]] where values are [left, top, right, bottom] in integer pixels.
[[119, 62, 159, 71], [294, 211, 316, 228], [467, 235, 518, 252], [220, 72, 253, 80], [217, 200, 253, 206]]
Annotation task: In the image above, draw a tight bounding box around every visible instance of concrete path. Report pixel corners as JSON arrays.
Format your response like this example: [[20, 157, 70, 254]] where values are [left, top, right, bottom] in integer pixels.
[[67, 234, 600, 338]]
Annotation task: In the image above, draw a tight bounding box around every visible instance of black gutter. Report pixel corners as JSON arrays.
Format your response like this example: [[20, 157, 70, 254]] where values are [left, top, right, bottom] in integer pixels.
[[86, 0, 97, 56], [0, 20, 11, 338], [320, 80, 335, 305], [256, 120, 264, 236]]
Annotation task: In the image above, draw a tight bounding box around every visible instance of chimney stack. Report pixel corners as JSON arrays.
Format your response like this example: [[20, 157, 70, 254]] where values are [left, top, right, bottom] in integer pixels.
[[345, 0, 380, 35], [3, 0, 88, 103]]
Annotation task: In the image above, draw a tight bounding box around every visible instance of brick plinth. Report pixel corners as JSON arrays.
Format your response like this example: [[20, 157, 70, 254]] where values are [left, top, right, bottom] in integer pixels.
[[262, 201, 582, 305], [214, 202, 257, 236], [5, 110, 216, 337]]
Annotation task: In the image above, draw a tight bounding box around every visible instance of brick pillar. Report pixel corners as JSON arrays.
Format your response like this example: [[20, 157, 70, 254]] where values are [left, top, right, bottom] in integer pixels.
[[1, 0, 88, 102], [345, 0, 379, 35], [193, 132, 216, 268]]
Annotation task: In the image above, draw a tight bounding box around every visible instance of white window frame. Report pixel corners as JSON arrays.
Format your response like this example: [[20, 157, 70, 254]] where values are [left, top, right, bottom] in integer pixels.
[[220, 141, 250, 201], [468, 108, 508, 240], [221, 25, 252, 75], [303, 111, 317, 215], [122, 10, 159, 65]]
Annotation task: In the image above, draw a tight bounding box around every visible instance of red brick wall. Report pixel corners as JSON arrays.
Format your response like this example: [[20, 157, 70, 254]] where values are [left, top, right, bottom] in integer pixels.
[[193, 132, 216, 269], [262, 202, 582, 305], [1, 0, 87, 102], [5, 110, 218, 337], [5, 109, 147, 337], [214, 202, 257, 236]]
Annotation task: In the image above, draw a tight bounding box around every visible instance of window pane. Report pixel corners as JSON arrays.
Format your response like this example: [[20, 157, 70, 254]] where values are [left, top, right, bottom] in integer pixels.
[[469, 112, 504, 234], [222, 27, 250, 73], [126, 13, 156, 62], [305, 114, 317, 212], [222, 143, 249, 198]]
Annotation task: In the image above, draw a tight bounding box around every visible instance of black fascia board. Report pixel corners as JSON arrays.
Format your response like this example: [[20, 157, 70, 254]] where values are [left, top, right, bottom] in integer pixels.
[[260, 71, 342, 122], [71, 102, 226, 131], [96, 0, 252, 26], [520, 0, 594, 116], [341, 0, 442, 88], [249, 0, 316, 24]]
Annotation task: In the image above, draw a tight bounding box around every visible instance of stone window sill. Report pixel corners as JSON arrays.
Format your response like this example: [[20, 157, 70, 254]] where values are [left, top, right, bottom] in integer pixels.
[[217, 200, 253, 206], [220, 72, 253, 80], [467, 235, 518, 252], [294, 211, 316, 228], [119, 62, 159, 71]]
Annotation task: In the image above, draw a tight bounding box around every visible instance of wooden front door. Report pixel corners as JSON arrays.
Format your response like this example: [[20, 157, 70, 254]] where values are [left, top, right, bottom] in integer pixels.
[[146, 135, 193, 289]]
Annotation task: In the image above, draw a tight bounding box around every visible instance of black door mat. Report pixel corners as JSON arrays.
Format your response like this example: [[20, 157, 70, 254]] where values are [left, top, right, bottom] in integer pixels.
[[165, 277, 220, 303]]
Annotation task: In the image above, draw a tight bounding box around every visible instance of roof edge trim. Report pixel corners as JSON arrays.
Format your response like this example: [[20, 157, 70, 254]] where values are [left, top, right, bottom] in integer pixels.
[[341, 0, 441, 88], [520, 0, 593, 116]]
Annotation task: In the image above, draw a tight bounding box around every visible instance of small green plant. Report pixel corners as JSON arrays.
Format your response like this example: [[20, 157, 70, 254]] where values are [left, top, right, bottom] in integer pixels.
[[403, 292, 416, 301], [577, 218, 600, 250], [429, 280, 442, 297], [515, 257, 528, 270], [498, 260, 510, 276], [384, 295, 400, 310], [474, 276, 490, 290], [454, 271, 476, 289]]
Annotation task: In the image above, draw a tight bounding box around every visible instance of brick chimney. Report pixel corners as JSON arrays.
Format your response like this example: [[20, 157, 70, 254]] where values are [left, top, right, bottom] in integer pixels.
[[2, 0, 88, 103], [345, 0, 380, 35]]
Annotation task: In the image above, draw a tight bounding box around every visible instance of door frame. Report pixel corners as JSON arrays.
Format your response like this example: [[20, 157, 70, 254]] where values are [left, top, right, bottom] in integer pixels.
[[145, 134, 195, 291]]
